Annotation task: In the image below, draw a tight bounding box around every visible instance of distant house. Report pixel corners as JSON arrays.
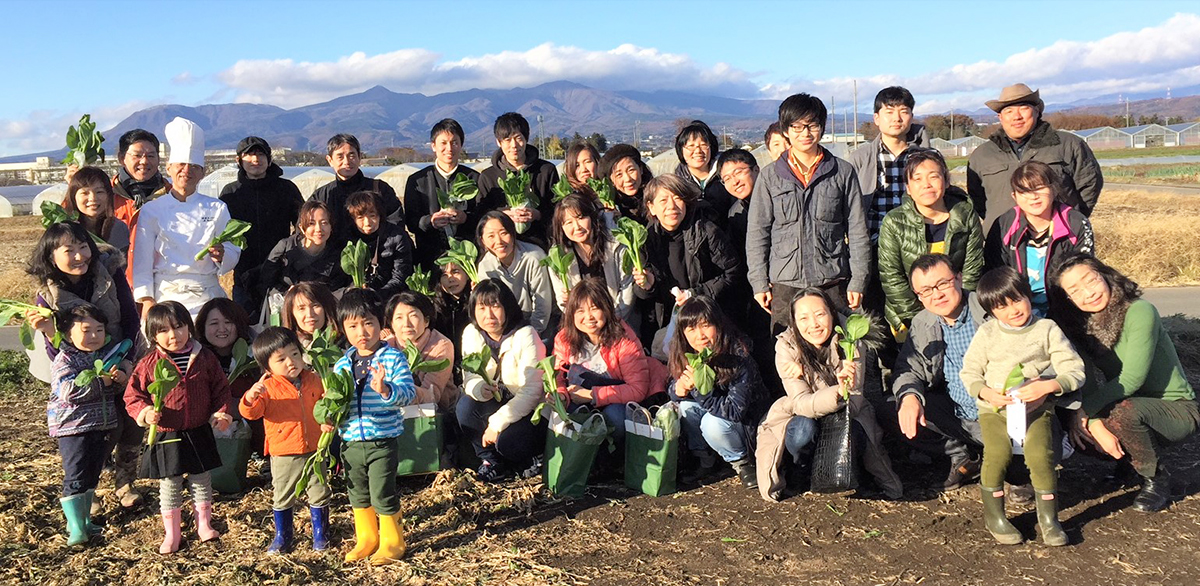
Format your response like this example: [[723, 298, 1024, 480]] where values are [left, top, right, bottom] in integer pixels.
[[1070, 126, 1132, 151], [1166, 122, 1200, 146], [931, 136, 986, 158], [1123, 124, 1176, 148]]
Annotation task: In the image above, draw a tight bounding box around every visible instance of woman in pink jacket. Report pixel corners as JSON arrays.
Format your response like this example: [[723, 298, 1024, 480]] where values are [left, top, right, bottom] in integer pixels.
[[552, 278, 666, 441]]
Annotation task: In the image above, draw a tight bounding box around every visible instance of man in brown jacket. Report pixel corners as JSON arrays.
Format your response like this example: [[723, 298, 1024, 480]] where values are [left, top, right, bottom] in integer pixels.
[[967, 84, 1102, 233]]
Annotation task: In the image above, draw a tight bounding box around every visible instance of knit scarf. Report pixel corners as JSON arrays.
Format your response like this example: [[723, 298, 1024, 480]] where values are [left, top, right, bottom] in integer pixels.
[[1084, 284, 1133, 352], [117, 167, 165, 208]]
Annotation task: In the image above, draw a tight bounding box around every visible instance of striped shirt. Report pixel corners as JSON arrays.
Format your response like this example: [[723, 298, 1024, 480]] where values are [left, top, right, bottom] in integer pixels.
[[333, 342, 416, 442], [940, 303, 979, 421]]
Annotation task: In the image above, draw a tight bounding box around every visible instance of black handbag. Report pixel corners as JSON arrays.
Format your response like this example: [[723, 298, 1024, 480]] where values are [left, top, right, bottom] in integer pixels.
[[810, 402, 859, 493]]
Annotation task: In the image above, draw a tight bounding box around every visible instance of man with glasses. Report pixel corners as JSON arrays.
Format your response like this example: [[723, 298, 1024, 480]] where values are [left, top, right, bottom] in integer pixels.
[[968, 83, 1103, 232], [892, 254, 988, 490], [746, 93, 870, 329]]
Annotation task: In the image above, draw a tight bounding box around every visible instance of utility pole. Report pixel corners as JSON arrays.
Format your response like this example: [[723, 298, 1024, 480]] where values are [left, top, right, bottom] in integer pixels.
[[830, 95, 835, 143], [950, 108, 955, 141], [853, 80, 858, 148], [634, 120, 641, 150]]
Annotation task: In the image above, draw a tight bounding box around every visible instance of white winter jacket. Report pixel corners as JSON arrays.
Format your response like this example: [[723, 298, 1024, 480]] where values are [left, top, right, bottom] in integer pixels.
[[460, 324, 546, 433]]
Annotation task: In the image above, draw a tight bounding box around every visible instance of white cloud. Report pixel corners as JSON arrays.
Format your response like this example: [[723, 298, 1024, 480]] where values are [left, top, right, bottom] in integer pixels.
[[216, 42, 760, 108], [0, 99, 159, 158], [765, 13, 1200, 114]]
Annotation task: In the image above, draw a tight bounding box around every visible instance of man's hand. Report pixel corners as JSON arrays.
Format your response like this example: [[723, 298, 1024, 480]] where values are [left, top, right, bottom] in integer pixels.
[[754, 290, 772, 313], [208, 243, 225, 264], [1090, 419, 1126, 460], [898, 394, 927, 439], [847, 290, 862, 310]]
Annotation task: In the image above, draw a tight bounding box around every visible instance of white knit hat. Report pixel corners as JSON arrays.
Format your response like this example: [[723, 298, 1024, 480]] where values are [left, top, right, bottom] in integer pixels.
[[165, 117, 205, 166]]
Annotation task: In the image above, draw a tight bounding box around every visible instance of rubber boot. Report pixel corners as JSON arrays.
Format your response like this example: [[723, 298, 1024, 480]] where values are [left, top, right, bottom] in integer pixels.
[[370, 511, 407, 565], [83, 490, 102, 536], [1035, 492, 1069, 546], [60, 493, 90, 547], [1133, 473, 1171, 512], [159, 509, 182, 554], [194, 501, 221, 542], [267, 508, 294, 554], [980, 486, 1022, 545], [731, 458, 758, 490], [310, 506, 330, 551], [344, 507, 379, 562]]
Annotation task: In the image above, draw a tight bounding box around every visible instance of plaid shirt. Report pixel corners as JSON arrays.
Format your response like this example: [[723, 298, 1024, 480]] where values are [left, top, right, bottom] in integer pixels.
[[940, 303, 980, 421], [870, 143, 909, 241]]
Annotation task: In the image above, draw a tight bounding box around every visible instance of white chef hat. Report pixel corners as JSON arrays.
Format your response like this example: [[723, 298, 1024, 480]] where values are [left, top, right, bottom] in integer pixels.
[[165, 117, 205, 166]]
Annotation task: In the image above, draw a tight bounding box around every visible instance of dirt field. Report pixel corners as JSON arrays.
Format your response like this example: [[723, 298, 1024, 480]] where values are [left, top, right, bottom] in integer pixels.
[[3, 192, 1200, 586]]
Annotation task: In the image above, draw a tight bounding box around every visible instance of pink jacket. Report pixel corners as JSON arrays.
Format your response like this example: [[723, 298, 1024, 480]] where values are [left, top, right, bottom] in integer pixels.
[[553, 321, 666, 407]]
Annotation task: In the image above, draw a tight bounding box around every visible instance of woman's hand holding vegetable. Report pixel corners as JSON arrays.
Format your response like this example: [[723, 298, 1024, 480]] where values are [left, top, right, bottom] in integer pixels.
[[675, 366, 695, 397], [25, 308, 53, 339], [632, 268, 653, 290], [836, 360, 858, 393]]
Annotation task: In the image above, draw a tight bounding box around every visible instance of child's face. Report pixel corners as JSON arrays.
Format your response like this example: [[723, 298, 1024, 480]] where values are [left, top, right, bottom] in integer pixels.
[[991, 296, 1033, 328], [155, 320, 190, 353], [74, 182, 110, 218], [203, 308, 237, 351], [52, 237, 92, 277], [354, 210, 380, 235], [1013, 185, 1054, 220], [69, 316, 106, 353], [683, 319, 717, 353], [291, 293, 326, 335], [440, 263, 468, 296], [267, 344, 305, 379], [343, 314, 382, 354], [390, 303, 429, 344]]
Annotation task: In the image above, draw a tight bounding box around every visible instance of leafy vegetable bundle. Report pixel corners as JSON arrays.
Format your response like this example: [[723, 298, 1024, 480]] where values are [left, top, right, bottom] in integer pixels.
[[530, 355, 570, 426], [435, 237, 479, 284], [294, 327, 354, 498], [195, 219, 252, 261], [461, 345, 499, 401], [402, 340, 450, 387], [341, 240, 370, 288], [62, 114, 105, 167], [551, 174, 574, 203], [437, 174, 479, 210], [585, 178, 618, 209], [405, 265, 436, 297], [685, 347, 716, 396], [146, 358, 181, 446], [540, 246, 576, 293], [73, 339, 133, 388], [499, 170, 536, 233], [613, 217, 649, 274], [0, 300, 59, 350], [226, 338, 257, 383], [834, 314, 870, 399], [40, 201, 110, 246]]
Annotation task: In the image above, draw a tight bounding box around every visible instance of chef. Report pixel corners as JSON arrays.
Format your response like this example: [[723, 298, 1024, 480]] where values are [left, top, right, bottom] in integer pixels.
[[131, 117, 241, 318]]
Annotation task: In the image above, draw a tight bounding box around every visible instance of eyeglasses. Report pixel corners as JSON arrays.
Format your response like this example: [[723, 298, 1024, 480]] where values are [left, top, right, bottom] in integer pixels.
[[1065, 272, 1106, 301], [682, 143, 710, 154], [914, 278, 956, 300], [720, 166, 751, 184], [788, 123, 823, 136], [125, 151, 158, 161]]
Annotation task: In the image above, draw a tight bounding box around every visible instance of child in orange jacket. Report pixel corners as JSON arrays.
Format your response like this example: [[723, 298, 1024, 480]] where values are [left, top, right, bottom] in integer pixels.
[[239, 327, 330, 554]]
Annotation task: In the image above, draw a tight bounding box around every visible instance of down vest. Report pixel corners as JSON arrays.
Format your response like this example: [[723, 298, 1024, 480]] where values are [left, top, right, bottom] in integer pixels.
[[876, 187, 984, 331]]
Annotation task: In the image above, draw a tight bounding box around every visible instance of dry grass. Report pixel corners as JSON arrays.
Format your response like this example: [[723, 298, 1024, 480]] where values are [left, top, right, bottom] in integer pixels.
[[1091, 189, 1200, 286], [0, 216, 43, 302]]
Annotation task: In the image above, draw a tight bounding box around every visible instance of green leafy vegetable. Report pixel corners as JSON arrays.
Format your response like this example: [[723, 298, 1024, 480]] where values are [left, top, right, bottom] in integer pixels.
[[73, 359, 109, 389], [62, 114, 105, 167], [498, 169, 536, 233], [340, 239, 370, 288], [834, 314, 871, 399], [530, 356, 570, 426], [437, 174, 479, 210], [612, 217, 649, 274], [405, 265, 436, 297], [1005, 364, 1026, 391], [551, 173, 574, 203], [40, 201, 109, 246], [403, 340, 450, 374], [146, 359, 181, 446], [195, 219, 252, 261], [294, 327, 354, 499], [0, 299, 59, 350], [226, 338, 257, 383], [585, 178, 617, 209], [540, 245, 576, 293], [435, 237, 479, 284], [74, 339, 133, 388], [685, 347, 716, 396], [461, 345, 498, 400]]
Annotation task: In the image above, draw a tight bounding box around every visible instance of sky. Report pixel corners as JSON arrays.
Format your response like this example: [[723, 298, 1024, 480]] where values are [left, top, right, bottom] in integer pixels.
[[1, 0, 1198, 156]]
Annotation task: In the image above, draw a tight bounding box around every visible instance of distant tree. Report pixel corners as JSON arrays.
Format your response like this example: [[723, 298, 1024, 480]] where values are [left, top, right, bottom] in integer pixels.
[[1166, 116, 1185, 125], [857, 121, 880, 142], [543, 135, 565, 160], [283, 151, 325, 166], [378, 147, 433, 164], [673, 118, 692, 135], [0, 176, 32, 187], [585, 133, 608, 153], [1044, 113, 1125, 131], [1136, 114, 1164, 126], [922, 114, 979, 140]]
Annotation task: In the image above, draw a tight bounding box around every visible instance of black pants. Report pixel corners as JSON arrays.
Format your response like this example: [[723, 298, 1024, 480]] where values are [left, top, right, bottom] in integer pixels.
[[456, 394, 546, 469], [59, 429, 110, 496]]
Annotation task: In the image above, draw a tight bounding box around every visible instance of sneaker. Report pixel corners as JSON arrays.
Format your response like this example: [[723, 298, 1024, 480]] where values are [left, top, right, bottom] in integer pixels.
[[519, 455, 544, 480], [942, 455, 981, 491], [1007, 483, 1034, 506], [476, 460, 513, 483]]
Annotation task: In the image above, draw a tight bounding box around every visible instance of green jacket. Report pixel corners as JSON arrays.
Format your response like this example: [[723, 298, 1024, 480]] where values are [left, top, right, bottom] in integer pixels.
[[876, 187, 984, 332], [1084, 300, 1195, 418]]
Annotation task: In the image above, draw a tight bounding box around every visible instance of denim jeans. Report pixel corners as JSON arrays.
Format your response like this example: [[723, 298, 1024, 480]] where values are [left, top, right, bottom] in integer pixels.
[[783, 415, 818, 463], [570, 402, 627, 441], [678, 400, 747, 462]]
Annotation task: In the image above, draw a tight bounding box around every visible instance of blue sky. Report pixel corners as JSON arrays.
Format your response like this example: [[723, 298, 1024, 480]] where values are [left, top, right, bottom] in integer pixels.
[[1, 0, 1198, 156]]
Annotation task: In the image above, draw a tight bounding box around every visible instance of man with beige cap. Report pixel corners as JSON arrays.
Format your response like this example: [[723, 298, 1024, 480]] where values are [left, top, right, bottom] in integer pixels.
[[967, 83, 1103, 232], [130, 117, 241, 318]]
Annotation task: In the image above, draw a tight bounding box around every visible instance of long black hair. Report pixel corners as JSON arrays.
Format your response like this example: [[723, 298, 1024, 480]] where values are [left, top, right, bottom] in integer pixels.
[[27, 222, 101, 288], [784, 287, 842, 389], [1049, 253, 1143, 352], [667, 295, 747, 386]]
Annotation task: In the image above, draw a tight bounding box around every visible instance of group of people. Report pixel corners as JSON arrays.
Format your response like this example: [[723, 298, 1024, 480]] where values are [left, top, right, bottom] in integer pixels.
[[32, 81, 1194, 560]]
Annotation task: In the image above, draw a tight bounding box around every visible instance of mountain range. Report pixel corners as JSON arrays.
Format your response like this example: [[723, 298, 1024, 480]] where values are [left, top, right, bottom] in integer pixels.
[[4, 81, 1199, 164]]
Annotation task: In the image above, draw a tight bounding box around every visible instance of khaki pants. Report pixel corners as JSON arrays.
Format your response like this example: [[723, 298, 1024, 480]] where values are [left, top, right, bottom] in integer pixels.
[[271, 453, 332, 510]]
